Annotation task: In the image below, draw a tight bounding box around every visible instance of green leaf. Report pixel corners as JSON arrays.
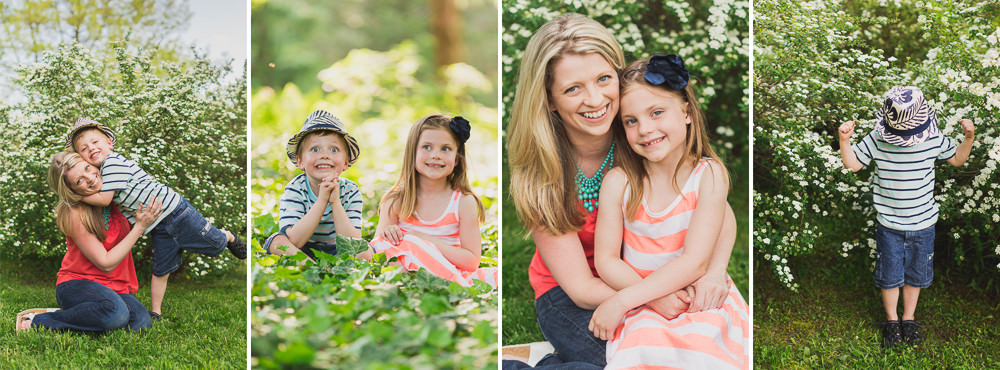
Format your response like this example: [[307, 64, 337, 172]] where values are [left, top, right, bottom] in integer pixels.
[[273, 341, 315, 365]]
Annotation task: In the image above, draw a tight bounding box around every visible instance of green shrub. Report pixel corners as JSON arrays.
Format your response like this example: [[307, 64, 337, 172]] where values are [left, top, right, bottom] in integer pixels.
[[754, 0, 1000, 290]]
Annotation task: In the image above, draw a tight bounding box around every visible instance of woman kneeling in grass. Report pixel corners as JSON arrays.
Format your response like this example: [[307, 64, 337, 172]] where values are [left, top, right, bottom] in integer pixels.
[[16, 152, 161, 333]]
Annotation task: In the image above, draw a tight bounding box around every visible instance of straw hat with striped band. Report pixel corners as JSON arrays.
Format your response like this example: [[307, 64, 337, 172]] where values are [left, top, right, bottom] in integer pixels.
[[286, 110, 359, 165], [65, 118, 116, 150]]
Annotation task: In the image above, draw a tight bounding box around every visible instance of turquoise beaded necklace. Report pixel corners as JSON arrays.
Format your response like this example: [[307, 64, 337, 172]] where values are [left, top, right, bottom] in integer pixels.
[[102, 207, 111, 230], [575, 141, 615, 212]]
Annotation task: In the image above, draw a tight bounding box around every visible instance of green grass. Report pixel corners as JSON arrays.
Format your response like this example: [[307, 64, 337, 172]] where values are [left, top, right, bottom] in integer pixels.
[[501, 178, 751, 345], [0, 257, 247, 368], [754, 246, 1000, 368]]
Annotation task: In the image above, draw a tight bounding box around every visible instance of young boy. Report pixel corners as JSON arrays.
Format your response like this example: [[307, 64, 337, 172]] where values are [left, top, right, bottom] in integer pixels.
[[67, 118, 247, 320], [837, 86, 975, 348], [262, 110, 364, 261]]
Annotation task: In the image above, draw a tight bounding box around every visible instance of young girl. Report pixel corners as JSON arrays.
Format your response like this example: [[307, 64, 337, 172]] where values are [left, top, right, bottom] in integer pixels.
[[588, 55, 749, 369], [369, 114, 497, 288]]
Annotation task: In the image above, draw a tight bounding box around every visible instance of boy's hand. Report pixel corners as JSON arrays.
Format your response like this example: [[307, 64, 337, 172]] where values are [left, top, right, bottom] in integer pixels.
[[316, 177, 337, 203], [322, 176, 341, 204], [959, 119, 975, 140], [838, 121, 855, 142]]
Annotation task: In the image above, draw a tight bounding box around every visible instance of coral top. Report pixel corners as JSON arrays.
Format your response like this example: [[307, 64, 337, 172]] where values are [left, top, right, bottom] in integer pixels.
[[56, 205, 139, 294], [528, 204, 600, 299]]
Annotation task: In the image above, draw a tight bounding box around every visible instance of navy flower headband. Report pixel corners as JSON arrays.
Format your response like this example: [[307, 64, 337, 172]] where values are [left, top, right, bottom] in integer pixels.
[[449, 116, 471, 143], [639, 54, 689, 91]]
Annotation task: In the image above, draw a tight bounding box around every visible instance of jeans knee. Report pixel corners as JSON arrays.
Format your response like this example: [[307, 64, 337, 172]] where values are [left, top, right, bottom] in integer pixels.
[[102, 299, 130, 330]]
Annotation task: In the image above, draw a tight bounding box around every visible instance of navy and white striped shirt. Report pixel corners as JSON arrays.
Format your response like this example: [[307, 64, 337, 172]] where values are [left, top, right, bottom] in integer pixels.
[[853, 130, 957, 231], [278, 174, 363, 245], [100, 152, 180, 234]]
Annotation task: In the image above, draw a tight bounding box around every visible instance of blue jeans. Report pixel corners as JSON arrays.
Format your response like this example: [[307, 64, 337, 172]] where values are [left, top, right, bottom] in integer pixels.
[[534, 286, 607, 367], [32, 279, 151, 333], [502, 354, 602, 370], [151, 198, 227, 276], [875, 224, 935, 289]]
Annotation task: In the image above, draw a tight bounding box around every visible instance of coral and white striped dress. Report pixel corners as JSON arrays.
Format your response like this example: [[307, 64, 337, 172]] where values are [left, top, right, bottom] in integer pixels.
[[606, 160, 749, 370], [370, 190, 498, 288]]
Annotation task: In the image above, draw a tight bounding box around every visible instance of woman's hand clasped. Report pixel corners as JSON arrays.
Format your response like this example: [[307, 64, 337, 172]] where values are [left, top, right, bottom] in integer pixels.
[[134, 197, 164, 229], [589, 295, 629, 341]]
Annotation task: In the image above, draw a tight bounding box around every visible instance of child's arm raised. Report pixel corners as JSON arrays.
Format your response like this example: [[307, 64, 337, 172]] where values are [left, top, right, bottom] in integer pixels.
[[947, 119, 975, 167], [73, 199, 161, 272], [838, 121, 864, 172], [325, 177, 362, 239], [409, 194, 482, 271], [589, 161, 728, 340], [80, 190, 114, 207]]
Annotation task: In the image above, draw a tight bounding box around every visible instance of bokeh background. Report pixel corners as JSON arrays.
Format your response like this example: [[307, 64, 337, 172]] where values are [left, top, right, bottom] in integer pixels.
[[501, 0, 750, 346], [249, 0, 500, 368]]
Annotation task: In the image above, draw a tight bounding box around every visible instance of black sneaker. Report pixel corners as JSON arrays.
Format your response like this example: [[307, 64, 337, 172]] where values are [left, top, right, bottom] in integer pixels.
[[150, 312, 161, 321], [901, 320, 923, 345], [227, 234, 247, 259], [877, 320, 903, 348]]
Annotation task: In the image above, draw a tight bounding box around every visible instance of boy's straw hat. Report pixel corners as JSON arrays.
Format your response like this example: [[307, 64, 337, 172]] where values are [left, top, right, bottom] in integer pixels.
[[65, 118, 116, 150], [286, 110, 359, 165], [875, 86, 940, 147]]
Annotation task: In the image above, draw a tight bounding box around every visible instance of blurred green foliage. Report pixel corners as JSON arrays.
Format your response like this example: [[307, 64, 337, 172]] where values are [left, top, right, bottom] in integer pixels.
[[250, 0, 499, 104]]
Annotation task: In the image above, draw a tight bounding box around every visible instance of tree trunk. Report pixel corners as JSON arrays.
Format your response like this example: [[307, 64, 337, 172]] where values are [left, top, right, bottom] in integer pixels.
[[429, 0, 463, 72]]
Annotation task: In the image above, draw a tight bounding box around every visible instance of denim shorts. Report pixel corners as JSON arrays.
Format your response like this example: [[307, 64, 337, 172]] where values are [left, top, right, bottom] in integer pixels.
[[874, 224, 935, 289], [150, 198, 227, 276], [262, 230, 336, 261]]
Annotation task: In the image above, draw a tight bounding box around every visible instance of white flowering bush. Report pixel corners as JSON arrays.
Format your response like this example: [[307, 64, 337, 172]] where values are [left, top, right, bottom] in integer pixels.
[[755, 0, 1000, 291], [502, 0, 750, 172], [0, 43, 246, 277]]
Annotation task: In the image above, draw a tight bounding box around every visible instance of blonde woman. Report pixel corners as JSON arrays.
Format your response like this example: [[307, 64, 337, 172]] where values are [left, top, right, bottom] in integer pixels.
[[16, 152, 160, 333], [505, 13, 737, 368]]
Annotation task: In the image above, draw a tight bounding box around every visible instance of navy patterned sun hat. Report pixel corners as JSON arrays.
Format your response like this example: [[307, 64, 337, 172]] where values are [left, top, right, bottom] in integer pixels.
[[286, 110, 360, 165], [65, 118, 116, 150], [875, 86, 940, 147]]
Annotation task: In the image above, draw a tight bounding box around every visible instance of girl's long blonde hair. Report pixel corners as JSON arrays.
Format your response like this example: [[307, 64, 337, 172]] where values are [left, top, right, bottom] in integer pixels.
[[617, 57, 729, 221], [507, 13, 626, 235], [48, 152, 106, 241], [381, 114, 484, 223]]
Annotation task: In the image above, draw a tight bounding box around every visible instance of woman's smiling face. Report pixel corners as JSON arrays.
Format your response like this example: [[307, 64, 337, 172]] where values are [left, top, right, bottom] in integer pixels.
[[65, 161, 103, 196], [547, 52, 619, 142]]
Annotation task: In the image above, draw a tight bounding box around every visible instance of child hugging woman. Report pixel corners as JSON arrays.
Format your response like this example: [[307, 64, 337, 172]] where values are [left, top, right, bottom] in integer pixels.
[[368, 114, 498, 288], [588, 55, 749, 369]]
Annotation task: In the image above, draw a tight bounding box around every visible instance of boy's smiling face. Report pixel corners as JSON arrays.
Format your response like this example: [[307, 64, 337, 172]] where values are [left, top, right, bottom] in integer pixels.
[[295, 131, 349, 185], [73, 129, 114, 166]]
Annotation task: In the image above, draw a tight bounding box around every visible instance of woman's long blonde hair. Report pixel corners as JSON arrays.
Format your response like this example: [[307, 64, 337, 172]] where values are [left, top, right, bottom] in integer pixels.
[[381, 114, 484, 223], [617, 57, 729, 221], [507, 13, 626, 235], [48, 152, 106, 241]]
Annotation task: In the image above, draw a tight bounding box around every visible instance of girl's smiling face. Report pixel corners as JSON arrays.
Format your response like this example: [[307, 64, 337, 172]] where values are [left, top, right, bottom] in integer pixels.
[[414, 128, 458, 181], [65, 160, 103, 196], [548, 53, 620, 142], [620, 85, 691, 164]]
